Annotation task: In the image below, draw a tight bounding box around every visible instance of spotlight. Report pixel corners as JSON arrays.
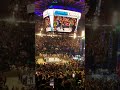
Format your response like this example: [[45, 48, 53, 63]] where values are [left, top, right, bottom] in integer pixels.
[[73, 33, 77, 39], [41, 28, 43, 31], [36, 32, 42, 37], [81, 30, 85, 37]]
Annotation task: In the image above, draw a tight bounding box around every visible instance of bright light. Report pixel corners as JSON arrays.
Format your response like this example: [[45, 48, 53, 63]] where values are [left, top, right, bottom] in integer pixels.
[[81, 30, 85, 37], [82, 37, 85, 39], [36, 32, 42, 37], [50, 34, 53, 37], [36, 58, 45, 64], [41, 28, 43, 31], [50, 15, 54, 31], [39, 32, 42, 36], [73, 33, 77, 39]]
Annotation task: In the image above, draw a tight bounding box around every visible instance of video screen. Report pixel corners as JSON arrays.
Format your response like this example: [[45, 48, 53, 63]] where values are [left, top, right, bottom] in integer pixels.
[[44, 16, 51, 32], [44, 16, 77, 32], [53, 16, 77, 32]]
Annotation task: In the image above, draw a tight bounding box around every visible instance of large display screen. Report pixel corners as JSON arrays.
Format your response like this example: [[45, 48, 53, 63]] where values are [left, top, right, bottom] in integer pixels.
[[43, 9, 81, 33], [45, 16, 51, 32], [53, 16, 77, 32]]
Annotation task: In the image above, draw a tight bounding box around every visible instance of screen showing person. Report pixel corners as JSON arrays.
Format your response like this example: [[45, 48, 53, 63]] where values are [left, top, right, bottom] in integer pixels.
[[54, 16, 77, 32], [44, 16, 51, 32]]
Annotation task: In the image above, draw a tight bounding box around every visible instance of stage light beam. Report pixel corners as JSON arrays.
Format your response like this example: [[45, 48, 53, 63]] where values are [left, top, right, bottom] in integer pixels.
[[81, 30, 85, 37]]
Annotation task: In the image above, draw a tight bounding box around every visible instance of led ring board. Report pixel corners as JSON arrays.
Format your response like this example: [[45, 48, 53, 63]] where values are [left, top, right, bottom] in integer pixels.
[[43, 9, 81, 33]]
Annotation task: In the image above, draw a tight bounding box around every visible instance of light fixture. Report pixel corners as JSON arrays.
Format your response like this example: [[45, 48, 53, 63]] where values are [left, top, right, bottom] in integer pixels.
[[41, 28, 43, 31], [73, 33, 77, 39], [81, 30, 85, 37], [36, 32, 42, 37]]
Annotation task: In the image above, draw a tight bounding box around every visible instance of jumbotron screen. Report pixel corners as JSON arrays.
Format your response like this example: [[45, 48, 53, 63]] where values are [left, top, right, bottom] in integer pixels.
[[44, 16, 51, 31], [43, 9, 81, 33]]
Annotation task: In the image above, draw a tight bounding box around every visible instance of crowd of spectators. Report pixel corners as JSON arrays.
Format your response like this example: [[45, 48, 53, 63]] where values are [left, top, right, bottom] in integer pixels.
[[0, 64, 35, 90], [0, 21, 35, 71], [85, 27, 115, 73], [35, 36, 81, 56], [85, 79, 120, 90], [0, 72, 7, 89], [35, 62, 85, 90], [84, 27, 120, 90], [0, 21, 35, 89], [35, 28, 85, 90]]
